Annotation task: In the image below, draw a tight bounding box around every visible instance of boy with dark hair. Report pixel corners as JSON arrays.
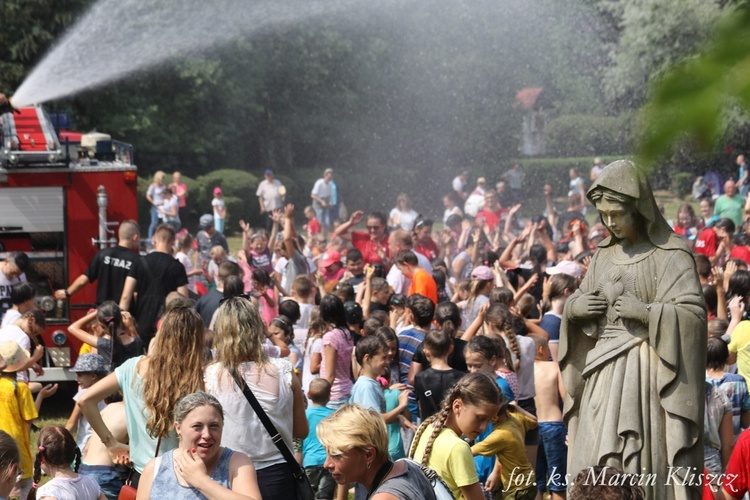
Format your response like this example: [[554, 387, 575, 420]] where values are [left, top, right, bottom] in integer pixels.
[[193, 260, 241, 327], [350, 335, 409, 421], [1, 282, 36, 327], [414, 329, 465, 420], [0, 251, 29, 317], [395, 250, 437, 304], [397, 293, 434, 422], [343, 248, 366, 292], [303, 379, 336, 500]]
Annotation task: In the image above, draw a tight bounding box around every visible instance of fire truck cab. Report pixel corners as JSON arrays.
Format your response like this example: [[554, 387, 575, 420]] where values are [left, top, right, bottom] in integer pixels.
[[0, 106, 138, 382]]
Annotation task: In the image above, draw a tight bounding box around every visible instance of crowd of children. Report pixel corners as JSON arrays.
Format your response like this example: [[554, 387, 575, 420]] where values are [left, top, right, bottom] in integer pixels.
[[12, 159, 750, 499]]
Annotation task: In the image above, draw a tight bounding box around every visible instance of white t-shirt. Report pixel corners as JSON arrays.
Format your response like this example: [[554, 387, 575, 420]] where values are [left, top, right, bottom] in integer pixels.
[[147, 183, 165, 206], [311, 179, 333, 205], [463, 193, 485, 217], [175, 251, 196, 292], [452, 176, 466, 194], [256, 179, 284, 211], [568, 177, 585, 197], [389, 208, 419, 232], [302, 337, 322, 393], [1, 309, 21, 327], [212, 198, 226, 219], [36, 474, 101, 500], [73, 388, 106, 451], [0, 324, 31, 382], [0, 270, 25, 319], [443, 206, 462, 223], [204, 359, 294, 469], [159, 196, 180, 222], [502, 334, 536, 400]]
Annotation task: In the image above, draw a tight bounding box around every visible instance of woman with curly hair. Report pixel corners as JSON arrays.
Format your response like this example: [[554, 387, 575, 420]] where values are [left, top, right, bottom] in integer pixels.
[[78, 307, 206, 487], [204, 296, 307, 499]]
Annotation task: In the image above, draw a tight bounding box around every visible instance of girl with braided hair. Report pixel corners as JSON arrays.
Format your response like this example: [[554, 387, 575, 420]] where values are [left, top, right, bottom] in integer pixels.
[[409, 372, 501, 500], [484, 303, 539, 473], [28, 426, 104, 499], [68, 301, 143, 370]]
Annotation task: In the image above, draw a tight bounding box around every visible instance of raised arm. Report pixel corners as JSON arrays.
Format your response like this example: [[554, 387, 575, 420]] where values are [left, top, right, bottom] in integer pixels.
[[68, 310, 101, 347], [333, 211, 364, 241], [282, 204, 297, 260]]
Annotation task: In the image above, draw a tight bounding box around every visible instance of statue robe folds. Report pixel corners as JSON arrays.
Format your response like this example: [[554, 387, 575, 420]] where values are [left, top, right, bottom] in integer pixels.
[[560, 160, 706, 500]]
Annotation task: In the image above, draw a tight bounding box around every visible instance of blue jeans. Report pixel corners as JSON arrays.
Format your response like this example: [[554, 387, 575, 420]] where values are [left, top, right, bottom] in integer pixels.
[[314, 206, 331, 229], [148, 206, 160, 240], [305, 466, 335, 500], [536, 421, 567, 493], [214, 217, 225, 233], [79, 464, 129, 500]]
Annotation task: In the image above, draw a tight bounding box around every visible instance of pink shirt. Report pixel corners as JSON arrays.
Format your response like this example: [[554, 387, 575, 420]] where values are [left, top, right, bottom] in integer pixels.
[[169, 182, 188, 207], [321, 328, 354, 401], [258, 288, 278, 327]]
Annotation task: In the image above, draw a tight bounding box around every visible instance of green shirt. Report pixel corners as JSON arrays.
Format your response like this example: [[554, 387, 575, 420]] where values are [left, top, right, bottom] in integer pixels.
[[715, 194, 745, 229]]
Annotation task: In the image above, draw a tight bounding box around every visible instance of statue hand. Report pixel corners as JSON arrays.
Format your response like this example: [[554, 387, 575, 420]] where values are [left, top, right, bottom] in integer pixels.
[[614, 293, 648, 323], [568, 292, 607, 320]]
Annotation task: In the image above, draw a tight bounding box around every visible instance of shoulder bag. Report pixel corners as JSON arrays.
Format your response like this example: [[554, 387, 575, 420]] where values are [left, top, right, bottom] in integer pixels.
[[118, 437, 161, 500], [233, 374, 314, 500]]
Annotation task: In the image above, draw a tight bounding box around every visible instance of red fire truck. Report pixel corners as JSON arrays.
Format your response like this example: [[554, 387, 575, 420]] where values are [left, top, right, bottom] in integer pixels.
[[0, 106, 138, 382]]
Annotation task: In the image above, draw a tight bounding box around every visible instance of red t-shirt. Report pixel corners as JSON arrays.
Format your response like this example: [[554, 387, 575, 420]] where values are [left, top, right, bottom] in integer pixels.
[[694, 228, 717, 258], [407, 268, 438, 305], [414, 238, 439, 262], [475, 208, 503, 233], [308, 218, 321, 236], [731, 245, 750, 266], [351, 231, 389, 264], [722, 429, 750, 497]]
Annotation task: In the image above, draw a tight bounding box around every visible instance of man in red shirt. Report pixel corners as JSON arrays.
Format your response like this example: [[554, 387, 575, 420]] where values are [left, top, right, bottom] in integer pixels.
[[412, 218, 439, 261], [475, 189, 504, 234], [720, 429, 750, 498], [394, 250, 437, 304], [333, 210, 389, 265]]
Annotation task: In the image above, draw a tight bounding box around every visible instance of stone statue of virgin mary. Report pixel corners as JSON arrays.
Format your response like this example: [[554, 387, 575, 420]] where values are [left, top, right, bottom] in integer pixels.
[[561, 160, 706, 499]]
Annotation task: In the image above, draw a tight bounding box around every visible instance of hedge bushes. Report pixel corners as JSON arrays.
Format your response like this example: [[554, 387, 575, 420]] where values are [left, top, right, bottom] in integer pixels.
[[545, 114, 633, 158], [137, 157, 652, 235]]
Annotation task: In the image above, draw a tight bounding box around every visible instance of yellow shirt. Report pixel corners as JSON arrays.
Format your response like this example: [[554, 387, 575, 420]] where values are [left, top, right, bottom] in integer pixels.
[[0, 377, 38, 479], [79, 343, 93, 355], [471, 411, 537, 494], [412, 424, 478, 500], [729, 320, 750, 387]]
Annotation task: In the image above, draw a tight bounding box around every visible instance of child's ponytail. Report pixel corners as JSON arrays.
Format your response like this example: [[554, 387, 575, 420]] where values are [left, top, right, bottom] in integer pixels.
[[96, 301, 123, 368], [485, 304, 521, 371], [27, 426, 80, 500], [26, 448, 43, 500]]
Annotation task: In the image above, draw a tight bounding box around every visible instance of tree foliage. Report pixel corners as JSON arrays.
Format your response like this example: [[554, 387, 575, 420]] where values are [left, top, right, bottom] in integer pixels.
[[637, 1, 750, 167]]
